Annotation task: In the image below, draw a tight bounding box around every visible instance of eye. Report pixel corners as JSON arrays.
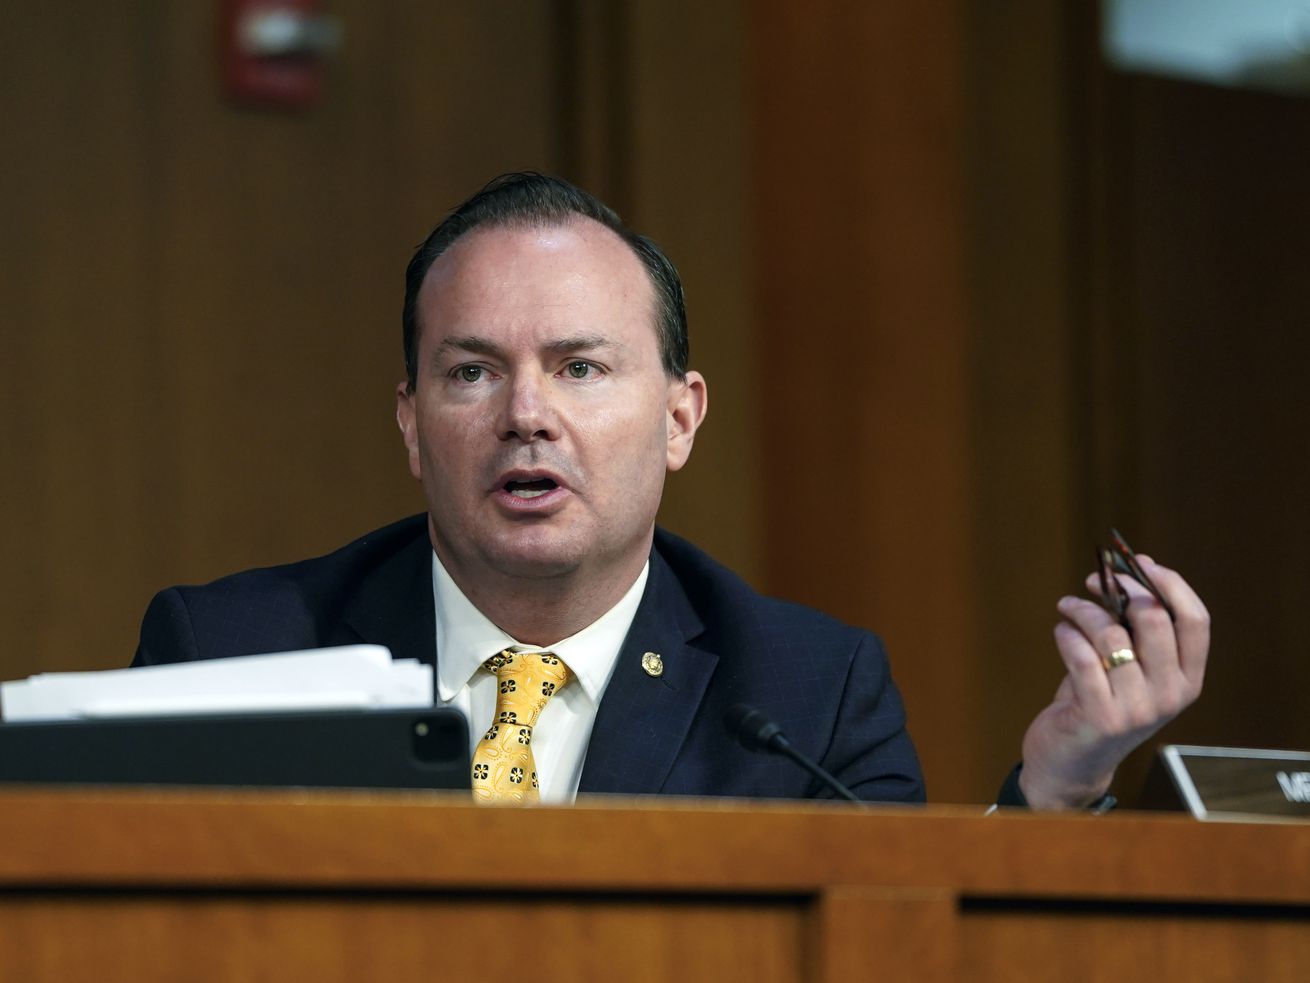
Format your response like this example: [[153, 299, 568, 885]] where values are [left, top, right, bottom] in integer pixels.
[[455, 365, 484, 383], [565, 361, 595, 379]]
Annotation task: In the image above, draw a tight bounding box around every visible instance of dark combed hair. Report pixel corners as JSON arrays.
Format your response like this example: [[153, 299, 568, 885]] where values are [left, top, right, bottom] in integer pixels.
[[402, 172, 689, 392]]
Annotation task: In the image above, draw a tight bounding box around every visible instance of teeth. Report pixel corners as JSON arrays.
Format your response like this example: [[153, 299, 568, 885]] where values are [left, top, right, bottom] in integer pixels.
[[505, 477, 557, 498]]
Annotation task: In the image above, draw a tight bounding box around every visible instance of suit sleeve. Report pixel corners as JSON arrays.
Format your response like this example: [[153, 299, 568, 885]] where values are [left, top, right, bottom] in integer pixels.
[[819, 631, 926, 803], [131, 588, 201, 667]]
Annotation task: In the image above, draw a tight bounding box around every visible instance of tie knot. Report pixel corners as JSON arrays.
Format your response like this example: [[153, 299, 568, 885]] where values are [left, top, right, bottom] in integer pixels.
[[486, 648, 569, 678], [484, 650, 571, 726]]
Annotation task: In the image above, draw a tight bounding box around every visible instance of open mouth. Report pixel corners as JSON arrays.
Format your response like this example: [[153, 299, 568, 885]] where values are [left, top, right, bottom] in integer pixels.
[[504, 477, 559, 499]]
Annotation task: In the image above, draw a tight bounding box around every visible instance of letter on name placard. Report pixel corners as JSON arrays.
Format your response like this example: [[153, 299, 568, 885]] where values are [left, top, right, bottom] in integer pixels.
[[1275, 771, 1310, 803]]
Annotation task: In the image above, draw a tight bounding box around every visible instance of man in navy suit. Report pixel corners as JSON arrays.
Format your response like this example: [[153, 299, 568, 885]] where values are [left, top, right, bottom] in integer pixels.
[[134, 173, 1210, 808]]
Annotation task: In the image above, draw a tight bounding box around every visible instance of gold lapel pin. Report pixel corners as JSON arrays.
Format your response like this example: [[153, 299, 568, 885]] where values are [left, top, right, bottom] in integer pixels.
[[641, 651, 664, 677]]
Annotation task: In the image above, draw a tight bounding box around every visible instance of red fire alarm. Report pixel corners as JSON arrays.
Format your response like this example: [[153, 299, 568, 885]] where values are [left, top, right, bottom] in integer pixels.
[[220, 0, 341, 110]]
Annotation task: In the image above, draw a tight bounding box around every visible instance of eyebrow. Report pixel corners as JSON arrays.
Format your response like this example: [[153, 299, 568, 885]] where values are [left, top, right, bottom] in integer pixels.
[[433, 336, 502, 359], [543, 335, 621, 357], [433, 334, 623, 360]]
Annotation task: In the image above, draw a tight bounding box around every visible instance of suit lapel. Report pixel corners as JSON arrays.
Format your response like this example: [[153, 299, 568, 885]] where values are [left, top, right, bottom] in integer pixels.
[[577, 547, 715, 795], [341, 532, 437, 667]]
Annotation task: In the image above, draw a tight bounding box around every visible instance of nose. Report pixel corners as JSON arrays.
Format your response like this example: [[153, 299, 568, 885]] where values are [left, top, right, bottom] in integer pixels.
[[495, 372, 560, 442]]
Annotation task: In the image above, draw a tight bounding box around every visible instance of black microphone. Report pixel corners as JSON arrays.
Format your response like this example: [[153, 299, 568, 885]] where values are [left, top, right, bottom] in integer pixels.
[[725, 704, 861, 803]]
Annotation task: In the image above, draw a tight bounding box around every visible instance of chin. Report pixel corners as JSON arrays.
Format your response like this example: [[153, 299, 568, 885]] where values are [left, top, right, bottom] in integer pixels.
[[484, 531, 591, 580]]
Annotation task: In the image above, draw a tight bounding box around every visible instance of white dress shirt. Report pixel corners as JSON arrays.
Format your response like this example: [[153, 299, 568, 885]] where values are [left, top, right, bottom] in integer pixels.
[[429, 551, 648, 803]]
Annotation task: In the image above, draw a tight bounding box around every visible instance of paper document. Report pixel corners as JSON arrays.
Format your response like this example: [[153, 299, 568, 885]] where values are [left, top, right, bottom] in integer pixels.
[[0, 645, 434, 722]]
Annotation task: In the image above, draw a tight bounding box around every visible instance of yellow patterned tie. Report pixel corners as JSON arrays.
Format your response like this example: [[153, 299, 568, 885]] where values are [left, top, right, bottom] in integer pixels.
[[471, 650, 571, 804]]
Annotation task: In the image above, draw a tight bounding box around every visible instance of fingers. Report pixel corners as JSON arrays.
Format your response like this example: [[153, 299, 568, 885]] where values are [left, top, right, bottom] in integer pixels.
[[1051, 619, 1112, 707], [1083, 556, 1210, 696], [1055, 601, 1167, 748], [1135, 556, 1210, 690], [1119, 571, 1189, 713], [1056, 594, 1140, 688], [1069, 552, 1210, 723]]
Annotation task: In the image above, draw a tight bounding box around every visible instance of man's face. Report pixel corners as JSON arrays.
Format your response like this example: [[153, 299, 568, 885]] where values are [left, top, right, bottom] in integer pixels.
[[397, 219, 706, 596]]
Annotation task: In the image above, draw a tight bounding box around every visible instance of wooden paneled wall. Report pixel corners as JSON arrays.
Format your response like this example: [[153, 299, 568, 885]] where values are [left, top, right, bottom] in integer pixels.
[[752, 2, 1090, 802]]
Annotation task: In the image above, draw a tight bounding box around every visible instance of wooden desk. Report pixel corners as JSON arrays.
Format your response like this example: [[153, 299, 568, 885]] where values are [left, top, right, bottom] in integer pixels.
[[1, 789, 1306, 981]]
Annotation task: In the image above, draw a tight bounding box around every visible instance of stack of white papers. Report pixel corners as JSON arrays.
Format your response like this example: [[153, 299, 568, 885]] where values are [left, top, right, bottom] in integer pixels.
[[0, 646, 434, 722]]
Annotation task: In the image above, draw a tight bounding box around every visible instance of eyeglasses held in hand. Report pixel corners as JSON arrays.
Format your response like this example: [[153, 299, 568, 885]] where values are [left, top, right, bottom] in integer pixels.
[[1096, 528, 1176, 631]]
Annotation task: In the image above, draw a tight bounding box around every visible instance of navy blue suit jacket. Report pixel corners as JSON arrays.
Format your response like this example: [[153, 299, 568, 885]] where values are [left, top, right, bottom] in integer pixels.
[[133, 515, 925, 803]]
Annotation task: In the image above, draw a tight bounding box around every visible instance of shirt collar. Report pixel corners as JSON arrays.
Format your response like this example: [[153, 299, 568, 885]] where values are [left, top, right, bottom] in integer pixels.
[[431, 551, 649, 705]]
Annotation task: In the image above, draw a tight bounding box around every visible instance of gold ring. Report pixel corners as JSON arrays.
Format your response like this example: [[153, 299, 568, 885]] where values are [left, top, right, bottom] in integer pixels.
[[1103, 647, 1136, 671]]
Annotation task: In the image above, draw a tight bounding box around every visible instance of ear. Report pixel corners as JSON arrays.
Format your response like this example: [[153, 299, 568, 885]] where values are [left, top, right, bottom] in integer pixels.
[[665, 370, 708, 472], [396, 381, 422, 481]]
